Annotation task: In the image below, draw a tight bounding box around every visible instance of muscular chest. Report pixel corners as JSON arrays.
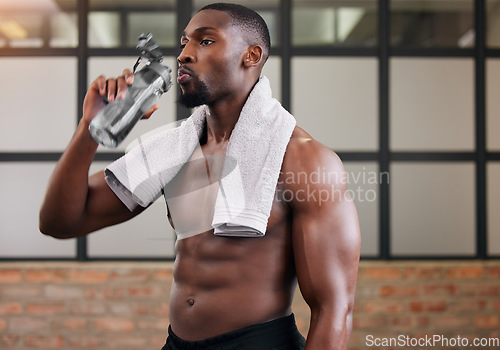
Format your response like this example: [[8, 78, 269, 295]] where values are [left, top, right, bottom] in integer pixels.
[[163, 142, 290, 238]]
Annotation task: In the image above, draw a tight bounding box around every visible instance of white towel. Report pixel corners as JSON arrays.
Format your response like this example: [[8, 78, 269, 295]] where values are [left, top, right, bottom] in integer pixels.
[[105, 76, 296, 237]]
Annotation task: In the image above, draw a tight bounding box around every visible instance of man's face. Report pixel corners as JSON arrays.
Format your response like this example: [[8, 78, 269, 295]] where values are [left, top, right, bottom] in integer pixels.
[[177, 10, 246, 108]]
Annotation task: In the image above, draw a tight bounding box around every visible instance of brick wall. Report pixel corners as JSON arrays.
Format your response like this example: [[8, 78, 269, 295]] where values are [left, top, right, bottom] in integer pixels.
[[0, 261, 499, 349], [351, 261, 500, 349]]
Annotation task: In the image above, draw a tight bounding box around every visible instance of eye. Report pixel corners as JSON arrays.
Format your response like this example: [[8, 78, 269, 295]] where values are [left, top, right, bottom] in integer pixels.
[[179, 43, 187, 49], [200, 39, 214, 46]]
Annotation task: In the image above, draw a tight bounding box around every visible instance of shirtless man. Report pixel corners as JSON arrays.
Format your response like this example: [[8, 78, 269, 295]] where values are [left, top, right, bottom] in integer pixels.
[[39, 3, 360, 349]]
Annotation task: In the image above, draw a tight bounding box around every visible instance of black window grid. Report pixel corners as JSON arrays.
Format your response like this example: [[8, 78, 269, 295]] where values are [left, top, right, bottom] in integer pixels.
[[0, 0, 498, 261]]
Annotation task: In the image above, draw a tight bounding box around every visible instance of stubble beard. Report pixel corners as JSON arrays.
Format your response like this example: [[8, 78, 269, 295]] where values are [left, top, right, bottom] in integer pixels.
[[179, 80, 211, 108]]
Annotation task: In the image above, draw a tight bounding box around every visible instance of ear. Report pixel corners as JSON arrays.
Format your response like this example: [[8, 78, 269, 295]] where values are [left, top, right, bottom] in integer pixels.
[[243, 45, 264, 67]]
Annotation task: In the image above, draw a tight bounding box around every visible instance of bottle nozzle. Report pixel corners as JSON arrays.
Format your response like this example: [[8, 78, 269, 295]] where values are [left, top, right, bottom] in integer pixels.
[[136, 33, 164, 63]]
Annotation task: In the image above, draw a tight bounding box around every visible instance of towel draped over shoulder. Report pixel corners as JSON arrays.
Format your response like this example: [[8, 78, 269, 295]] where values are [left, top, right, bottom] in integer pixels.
[[105, 76, 296, 237]]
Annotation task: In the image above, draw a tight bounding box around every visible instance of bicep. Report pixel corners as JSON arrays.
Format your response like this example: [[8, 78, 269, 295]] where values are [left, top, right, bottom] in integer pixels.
[[292, 188, 360, 313]]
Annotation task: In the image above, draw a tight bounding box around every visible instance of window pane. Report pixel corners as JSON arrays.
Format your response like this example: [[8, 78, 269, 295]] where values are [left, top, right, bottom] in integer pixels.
[[0, 163, 76, 258], [193, 0, 280, 47], [488, 163, 500, 255], [88, 12, 121, 48], [88, 163, 175, 258], [127, 13, 176, 47], [390, 58, 474, 151], [0, 0, 77, 48], [292, 0, 377, 47], [50, 12, 78, 48], [391, 0, 474, 48], [487, 59, 500, 151], [90, 0, 176, 10], [344, 162, 380, 257], [89, 0, 176, 48], [487, 0, 500, 47], [292, 57, 378, 151], [0, 57, 77, 152], [88, 57, 177, 153], [391, 163, 475, 256]]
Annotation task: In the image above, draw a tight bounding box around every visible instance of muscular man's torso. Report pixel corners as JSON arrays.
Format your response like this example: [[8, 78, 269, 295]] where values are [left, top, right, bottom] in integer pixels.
[[163, 130, 299, 341]]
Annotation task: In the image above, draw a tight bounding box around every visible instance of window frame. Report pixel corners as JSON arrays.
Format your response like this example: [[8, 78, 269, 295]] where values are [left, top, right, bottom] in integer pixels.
[[0, 0, 498, 261]]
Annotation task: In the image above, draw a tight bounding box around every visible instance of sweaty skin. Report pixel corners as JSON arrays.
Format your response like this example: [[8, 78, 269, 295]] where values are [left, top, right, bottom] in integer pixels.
[[39, 8, 360, 350]]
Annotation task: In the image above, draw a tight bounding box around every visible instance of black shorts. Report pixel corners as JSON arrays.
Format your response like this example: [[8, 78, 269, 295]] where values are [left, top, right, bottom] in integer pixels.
[[161, 313, 306, 350]]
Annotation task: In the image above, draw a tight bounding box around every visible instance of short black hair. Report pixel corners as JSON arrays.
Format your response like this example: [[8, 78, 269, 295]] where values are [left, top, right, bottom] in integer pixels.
[[199, 3, 271, 61]]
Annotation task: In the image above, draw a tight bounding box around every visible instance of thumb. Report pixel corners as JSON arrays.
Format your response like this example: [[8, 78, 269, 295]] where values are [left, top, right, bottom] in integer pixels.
[[142, 104, 159, 119]]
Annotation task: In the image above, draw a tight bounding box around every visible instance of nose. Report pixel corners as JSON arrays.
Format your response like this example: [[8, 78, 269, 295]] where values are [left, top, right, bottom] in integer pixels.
[[177, 44, 195, 64]]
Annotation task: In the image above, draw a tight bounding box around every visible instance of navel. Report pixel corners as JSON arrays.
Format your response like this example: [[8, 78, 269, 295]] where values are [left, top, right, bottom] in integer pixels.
[[187, 298, 195, 306]]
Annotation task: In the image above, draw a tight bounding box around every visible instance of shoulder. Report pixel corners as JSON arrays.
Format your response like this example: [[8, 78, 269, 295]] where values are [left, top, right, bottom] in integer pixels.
[[282, 126, 345, 181], [280, 126, 349, 210]]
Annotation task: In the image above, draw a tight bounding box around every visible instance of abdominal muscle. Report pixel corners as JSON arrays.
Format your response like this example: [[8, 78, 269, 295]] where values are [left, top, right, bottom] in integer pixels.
[[164, 146, 296, 341], [168, 223, 296, 341]]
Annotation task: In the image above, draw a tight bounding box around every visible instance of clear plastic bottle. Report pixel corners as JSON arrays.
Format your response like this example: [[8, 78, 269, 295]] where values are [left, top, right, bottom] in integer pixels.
[[88, 61, 173, 148], [88, 33, 173, 148]]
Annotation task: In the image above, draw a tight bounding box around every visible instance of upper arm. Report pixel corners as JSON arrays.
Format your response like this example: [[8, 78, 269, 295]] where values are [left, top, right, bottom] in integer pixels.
[[79, 170, 146, 235], [284, 133, 360, 334]]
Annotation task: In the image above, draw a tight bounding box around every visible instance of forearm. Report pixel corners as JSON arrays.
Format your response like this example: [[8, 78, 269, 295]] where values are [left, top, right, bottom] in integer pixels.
[[39, 119, 99, 238], [305, 307, 353, 350]]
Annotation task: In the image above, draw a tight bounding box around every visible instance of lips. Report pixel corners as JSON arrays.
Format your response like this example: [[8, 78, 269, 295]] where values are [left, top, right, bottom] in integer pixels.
[[177, 67, 192, 85]]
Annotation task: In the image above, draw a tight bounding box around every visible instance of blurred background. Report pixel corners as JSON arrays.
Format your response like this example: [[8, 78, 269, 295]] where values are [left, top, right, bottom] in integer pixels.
[[0, 0, 499, 349]]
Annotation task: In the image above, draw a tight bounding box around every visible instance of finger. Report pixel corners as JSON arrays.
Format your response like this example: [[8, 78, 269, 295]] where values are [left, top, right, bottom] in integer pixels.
[[122, 69, 134, 85], [142, 104, 159, 119], [106, 79, 117, 102], [93, 75, 107, 96], [116, 76, 128, 99]]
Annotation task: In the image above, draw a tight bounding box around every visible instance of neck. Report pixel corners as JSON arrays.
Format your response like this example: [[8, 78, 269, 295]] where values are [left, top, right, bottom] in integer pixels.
[[205, 77, 258, 143], [205, 111, 237, 143]]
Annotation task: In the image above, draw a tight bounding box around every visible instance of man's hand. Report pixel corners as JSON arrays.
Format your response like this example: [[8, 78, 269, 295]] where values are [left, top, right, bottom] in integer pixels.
[[82, 69, 159, 125]]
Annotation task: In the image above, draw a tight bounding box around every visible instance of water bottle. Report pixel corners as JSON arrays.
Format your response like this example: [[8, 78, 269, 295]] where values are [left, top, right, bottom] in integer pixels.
[[89, 33, 173, 148]]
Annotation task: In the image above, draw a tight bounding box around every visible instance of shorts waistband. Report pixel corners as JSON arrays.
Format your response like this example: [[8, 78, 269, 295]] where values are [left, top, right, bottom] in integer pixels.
[[167, 314, 299, 350]]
